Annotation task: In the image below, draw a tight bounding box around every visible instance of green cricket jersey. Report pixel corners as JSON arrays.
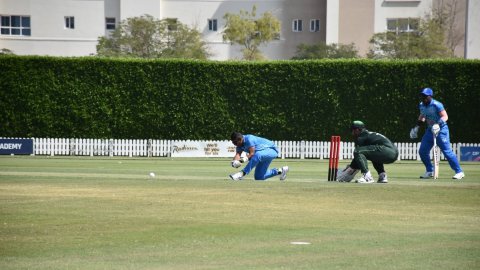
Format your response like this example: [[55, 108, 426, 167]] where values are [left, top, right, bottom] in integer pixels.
[[351, 129, 399, 173], [355, 129, 396, 149]]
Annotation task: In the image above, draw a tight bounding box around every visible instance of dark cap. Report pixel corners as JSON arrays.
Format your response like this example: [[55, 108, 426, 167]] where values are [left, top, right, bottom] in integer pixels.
[[230, 132, 243, 142], [351, 120, 365, 130]]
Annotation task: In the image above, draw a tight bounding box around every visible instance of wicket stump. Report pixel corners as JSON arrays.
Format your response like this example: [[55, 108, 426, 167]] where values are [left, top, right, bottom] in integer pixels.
[[328, 136, 341, 181]]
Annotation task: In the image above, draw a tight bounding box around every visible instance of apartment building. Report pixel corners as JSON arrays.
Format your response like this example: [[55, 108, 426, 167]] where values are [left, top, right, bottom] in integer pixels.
[[1, 0, 478, 59]]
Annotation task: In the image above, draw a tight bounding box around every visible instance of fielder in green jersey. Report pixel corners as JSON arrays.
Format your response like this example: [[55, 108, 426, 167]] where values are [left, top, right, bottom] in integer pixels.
[[348, 121, 398, 184]]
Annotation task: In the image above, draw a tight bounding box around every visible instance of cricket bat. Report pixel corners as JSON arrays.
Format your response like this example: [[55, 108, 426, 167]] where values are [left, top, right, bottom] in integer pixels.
[[433, 133, 440, 179]]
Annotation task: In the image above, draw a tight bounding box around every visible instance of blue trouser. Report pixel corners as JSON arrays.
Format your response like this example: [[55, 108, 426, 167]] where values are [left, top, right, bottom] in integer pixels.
[[419, 125, 462, 173], [242, 148, 279, 180]]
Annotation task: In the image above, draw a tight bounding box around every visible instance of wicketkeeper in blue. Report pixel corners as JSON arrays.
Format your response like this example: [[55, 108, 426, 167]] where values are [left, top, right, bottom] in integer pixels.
[[410, 88, 465, 179], [229, 132, 289, 181]]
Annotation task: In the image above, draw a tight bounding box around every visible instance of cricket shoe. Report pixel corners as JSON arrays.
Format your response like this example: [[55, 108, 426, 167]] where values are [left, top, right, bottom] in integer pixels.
[[452, 172, 465, 180], [377, 172, 388, 183], [420, 172, 433, 179], [229, 171, 244, 181], [355, 171, 374, 184], [280, 166, 289, 181]]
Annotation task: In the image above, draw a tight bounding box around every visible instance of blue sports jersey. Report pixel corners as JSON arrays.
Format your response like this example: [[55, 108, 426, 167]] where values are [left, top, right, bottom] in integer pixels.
[[419, 99, 445, 127], [236, 134, 278, 153]]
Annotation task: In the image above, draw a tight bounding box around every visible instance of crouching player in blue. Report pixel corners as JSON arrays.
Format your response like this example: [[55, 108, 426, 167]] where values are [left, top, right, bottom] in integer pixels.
[[229, 132, 289, 181], [409, 88, 465, 179]]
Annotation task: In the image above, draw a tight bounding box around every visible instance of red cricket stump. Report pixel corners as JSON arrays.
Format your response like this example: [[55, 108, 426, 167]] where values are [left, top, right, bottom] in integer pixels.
[[328, 136, 341, 181]]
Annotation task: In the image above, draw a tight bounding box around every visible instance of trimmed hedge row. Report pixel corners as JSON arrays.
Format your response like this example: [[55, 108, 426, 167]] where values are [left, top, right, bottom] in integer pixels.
[[0, 56, 479, 142]]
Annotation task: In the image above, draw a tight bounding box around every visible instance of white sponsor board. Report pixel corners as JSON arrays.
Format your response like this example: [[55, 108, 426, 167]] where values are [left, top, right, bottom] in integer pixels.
[[171, 140, 236, 157]]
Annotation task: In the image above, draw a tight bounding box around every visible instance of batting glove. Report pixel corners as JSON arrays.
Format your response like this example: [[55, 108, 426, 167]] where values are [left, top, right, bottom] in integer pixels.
[[409, 126, 419, 139], [336, 166, 359, 182], [431, 124, 440, 135], [231, 160, 242, 168], [240, 156, 249, 163]]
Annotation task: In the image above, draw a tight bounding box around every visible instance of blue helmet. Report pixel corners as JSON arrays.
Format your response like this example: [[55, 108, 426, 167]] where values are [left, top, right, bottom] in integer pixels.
[[421, 88, 434, 96]]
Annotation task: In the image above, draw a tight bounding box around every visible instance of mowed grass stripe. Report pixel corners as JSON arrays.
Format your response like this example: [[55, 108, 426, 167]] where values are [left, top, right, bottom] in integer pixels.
[[0, 156, 479, 269]]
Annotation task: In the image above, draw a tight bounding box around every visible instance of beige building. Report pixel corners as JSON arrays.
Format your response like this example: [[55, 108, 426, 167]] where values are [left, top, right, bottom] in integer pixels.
[[328, 0, 472, 58], [0, 0, 478, 59]]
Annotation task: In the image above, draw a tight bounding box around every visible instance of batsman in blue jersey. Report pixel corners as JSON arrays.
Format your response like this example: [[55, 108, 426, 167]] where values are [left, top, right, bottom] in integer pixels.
[[229, 132, 289, 181], [409, 88, 465, 179]]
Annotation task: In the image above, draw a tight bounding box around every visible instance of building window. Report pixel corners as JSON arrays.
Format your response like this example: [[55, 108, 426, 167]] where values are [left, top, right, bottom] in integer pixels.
[[0, 15, 31, 36], [387, 18, 418, 34], [292, 19, 302, 32], [106, 17, 116, 30], [208, 19, 217, 31], [65, 16, 75, 29], [310, 19, 320, 32]]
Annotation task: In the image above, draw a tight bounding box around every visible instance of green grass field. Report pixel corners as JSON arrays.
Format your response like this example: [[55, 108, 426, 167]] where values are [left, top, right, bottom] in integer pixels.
[[1, 156, 479, 270]]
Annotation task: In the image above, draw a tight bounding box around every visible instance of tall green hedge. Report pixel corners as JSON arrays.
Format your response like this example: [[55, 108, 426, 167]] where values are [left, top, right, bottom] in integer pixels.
[[0, 56, 479, 142]]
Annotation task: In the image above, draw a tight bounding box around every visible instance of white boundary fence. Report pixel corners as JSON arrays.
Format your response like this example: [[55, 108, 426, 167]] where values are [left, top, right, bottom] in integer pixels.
[[3, 138, 478, 160]]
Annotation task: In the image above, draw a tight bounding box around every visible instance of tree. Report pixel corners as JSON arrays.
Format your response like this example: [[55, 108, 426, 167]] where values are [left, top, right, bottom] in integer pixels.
[[291, 43, 359, 59], [367, 14, 453, 59], [97, 15, 210, 59], [433, 0, 464, 55], [222, 5, 281, 60]]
